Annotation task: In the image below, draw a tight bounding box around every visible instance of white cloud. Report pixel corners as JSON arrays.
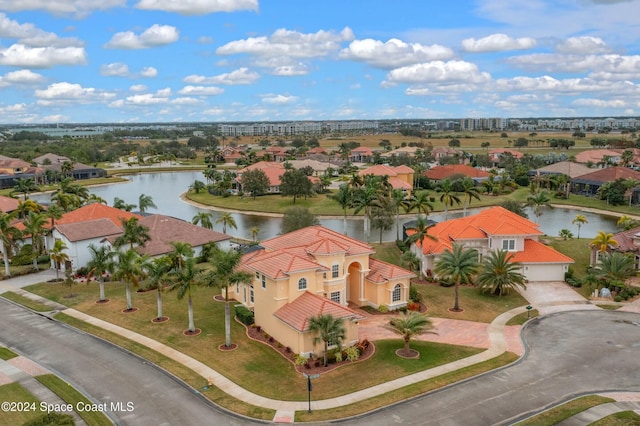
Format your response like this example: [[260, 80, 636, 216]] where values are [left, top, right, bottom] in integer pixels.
[[184, 67, 259, 85], [130, 84, 147, 92], [122, 93, 169, 105], [260, 94, 297, 104], [140, 67, 158, 77], [178, 85, 224, 96], [0, 44, 87, 67], [171, 97, 201, 105], [339, 38, 455, 68], [100, 62, 130, 77], [0, 13, 83, 47], [507, 53, 640, 78], [135, 0, 258, 15], [385, 60, 491, 85], [0, 0, 125, 17], [556, 36, 611, 54], [105, 24, 179, 49], [494, 75, 639, 95], [270, 64, 309, 76], [461, 33, 537, 52], [0, 70, 46, 87], [572, 98, 627, 108], [35, 82, 116, 105]]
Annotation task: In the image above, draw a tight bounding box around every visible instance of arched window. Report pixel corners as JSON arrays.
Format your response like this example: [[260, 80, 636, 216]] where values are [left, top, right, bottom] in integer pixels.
[[298, 277, 307, 290], [392, 284, 402, 302]]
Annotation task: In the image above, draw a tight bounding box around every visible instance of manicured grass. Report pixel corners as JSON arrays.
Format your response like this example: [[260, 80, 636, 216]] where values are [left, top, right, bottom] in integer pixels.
[[370, 242, 403, 265], [0, 347, 18, 360], [413, 282, 529, 323], [1, 292, 54, 312], [590, 410, 640, 425], [516, 395, 615, 426], [35, 374, 112, 426], [295, 351, 519, 422], [506, 309, 539, 326], [0, 383, 42, 425], [596, 304, 623, 310]]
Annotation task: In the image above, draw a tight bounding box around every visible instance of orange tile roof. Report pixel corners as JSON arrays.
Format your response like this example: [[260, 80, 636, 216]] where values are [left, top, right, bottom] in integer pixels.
[[57, 203, 141, 227], [489, 148, 524, 159], [359, 164, 398, 177], [424, 164, 491, 180], [366, 258, 415, 283], [274, 292, 363, 332], [509, 240, 574, 264], [0, 196, 19, 213], [260, 225, 374, 256], [388, 176, 413, 190], [242, 249, 327, 279]]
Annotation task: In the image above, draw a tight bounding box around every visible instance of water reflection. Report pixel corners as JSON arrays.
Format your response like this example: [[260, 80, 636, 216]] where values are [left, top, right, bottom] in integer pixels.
[[33, 171, 618, 242]]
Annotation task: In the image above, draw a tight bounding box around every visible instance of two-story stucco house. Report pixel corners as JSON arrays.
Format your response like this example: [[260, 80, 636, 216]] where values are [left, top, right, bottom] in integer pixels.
[[410, 206, 574, 282], [231, 225, 415, 356]]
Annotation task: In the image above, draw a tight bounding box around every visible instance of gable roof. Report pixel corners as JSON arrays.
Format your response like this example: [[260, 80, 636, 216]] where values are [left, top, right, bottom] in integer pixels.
[[489, 148, 524, 159], [32, 153, 69, 165], [572, 166, 640, 185], [240, 249, 326, 279], [610, 226, 640, 253], [57, 203, 141, 227], [367, 258, 415, 283], [237, 161, 285, 187], [574, 149, 621, 164], [260, 225, 375, 257], [0, 196, 19, 213], [509, 239, 574, 264], [56, 218, 124, 242], [424, 164, 491, 180], [532, 161, 593, 178], [274, 292, 363, 332]]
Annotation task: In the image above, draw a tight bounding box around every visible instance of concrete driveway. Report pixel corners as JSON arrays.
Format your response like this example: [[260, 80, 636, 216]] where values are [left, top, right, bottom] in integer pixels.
[[517, 281, 597, 315]]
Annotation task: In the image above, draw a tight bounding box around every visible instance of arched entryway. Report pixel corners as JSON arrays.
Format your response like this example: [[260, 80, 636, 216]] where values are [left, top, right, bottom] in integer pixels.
[[347, 262, 362, 305]]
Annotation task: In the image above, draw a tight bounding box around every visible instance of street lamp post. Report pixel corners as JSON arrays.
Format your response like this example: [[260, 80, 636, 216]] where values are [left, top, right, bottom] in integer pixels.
[[303, 373, 320, 413], [526, 305, 533, 319]]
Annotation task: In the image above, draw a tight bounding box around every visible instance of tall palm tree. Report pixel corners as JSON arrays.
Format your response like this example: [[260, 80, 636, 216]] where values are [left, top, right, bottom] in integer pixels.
[[168, 256, 201, 333], [0, 211, 21, 277], [16, 199, 42, 219], [437, 179, 461, 219], [572, 214, 588, 238], [44, 203, 64, 232], [205, 247, 253, 347], [168, 241, 193, 271], [434, 243, 479, 312], [250, 226, 260, 242], [352, 183, 382, 242], [112, 248, 145, 311], [49, 239, 69, 280], [113, 197, 136, 212], [11, 178, 39, 200], [386, 311, 434, 354], [460, 177, 481, 217], [114, 217, 151, 250], [589, 231, 618, 253], [144, 256, 172, 321], [328, 184, 352, 235], [138, 193, 157, 213], [22, 212, 47, 271], [308, 314, 346, 367], [405, 190, 433, 217], [476, 250, 526, 296], [390, 189, 408, 241], [192, 212, 213, 230], [526, 190, 553, 223], [216, 212, 237, 234], [404, 215, 438, 280], [86, 244, 115, 303]]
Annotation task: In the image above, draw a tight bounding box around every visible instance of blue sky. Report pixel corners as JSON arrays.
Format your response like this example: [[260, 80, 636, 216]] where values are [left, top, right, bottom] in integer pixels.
[[0, 0, 638, 124]]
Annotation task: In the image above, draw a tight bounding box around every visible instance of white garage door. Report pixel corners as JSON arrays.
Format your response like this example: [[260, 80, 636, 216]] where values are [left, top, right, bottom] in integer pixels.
[[522, 264, 567, 282]]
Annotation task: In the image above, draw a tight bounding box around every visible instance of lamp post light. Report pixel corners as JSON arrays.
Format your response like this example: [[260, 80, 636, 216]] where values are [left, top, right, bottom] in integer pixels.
[[303, 373, 320, 413], [526, 305, 533, 319]]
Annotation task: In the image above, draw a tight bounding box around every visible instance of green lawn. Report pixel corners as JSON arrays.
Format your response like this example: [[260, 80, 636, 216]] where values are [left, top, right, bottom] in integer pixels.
[[590, 411, 640, 425], [1, 292, 54, 312], [516, 395, 615, 426], [0, 383, 43, 425], [0, 347, 18, 360]]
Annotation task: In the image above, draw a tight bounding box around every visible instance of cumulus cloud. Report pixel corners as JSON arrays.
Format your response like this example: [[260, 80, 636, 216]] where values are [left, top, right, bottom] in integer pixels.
[[135, 0, 258, 15], [339, 38, 454, 68], [100, 62, 130, 77], [0, 0, 125, 17], [0, 13, 83, 47], [178, 85, 224, 96], [556, 36, 611, 54], [507, 53, 640, 78], [461, 33, 537, 52], [35, 82, 116, 105], [260, 94, 297, 104], [129, 84, 147, 92], [494, 75, 639, 95], [0, 70, 46, 87], [0, 44, 87, 68], [183, 67, 259, 85], [140, 67, 158, 77], [104, 24, 179, 49], [572, 98, 627, 108], [384, 60, 491, 85]]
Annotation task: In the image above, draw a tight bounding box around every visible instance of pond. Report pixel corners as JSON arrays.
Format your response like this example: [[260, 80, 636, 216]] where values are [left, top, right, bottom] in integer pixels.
[[33, 171, 619, 242]]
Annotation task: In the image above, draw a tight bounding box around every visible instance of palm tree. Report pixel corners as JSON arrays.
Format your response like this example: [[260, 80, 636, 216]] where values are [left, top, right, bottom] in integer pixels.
[[16, 199, 42, 219], [526, 190, 553, 223], [113, 197, 136, 212], [404, 215, 438, 280], [216, 212, 237, 234], [168, 256, 201, 333], [405, 190, 433, 217], [22, 212, 47, 271], [144, 256, 172, 321], [192, 212, 213, 230], [390, 189, 408, 241], [596, 252, 636, 282], [401, 250, 420, 273], [250, 226, 260, 242], [460, 177, 480, 217], [114, 217, 151, 250], [386, 311, 435, 354], [189, 180, 207, 194], [168, 241, 193, 271], [437, 179, 461, 219], [112, 248, 145, 311], [476, 250, 526, 296], [308, 314, 346, 367], [138, 193, 157, 213], [49, 240, 69, 280], [205, 247, 252, 347], [352, 183, 382, 242], [44, 203, 64, 231], [589, 231, 618, 253], [86, 244, 115, 303], [328, 184, 352, 235], [434, 243, 479, 312], [0, 211, 21, 277], [572, 214, 588, 238], [11, 178, 39, 200]]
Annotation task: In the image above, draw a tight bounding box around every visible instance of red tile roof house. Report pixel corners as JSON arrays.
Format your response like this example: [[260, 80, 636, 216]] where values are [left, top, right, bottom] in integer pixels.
[[408, 206, 574, 282], [230, 225, 414, 356], [348, 146, 375, 163], [235, 161, 317, 195], [589, 226, 640, 268], [571, 166, 640, 199], [424, 164, 491, 181], [358, 164, 414, 194]]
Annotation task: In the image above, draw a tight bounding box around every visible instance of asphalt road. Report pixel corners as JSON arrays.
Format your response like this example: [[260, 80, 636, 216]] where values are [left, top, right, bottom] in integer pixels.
[[0, 299, 260, 426], [345, 309, 640, 425]]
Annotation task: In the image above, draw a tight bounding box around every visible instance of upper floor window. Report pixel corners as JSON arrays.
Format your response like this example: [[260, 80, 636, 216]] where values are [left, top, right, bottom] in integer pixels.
[[298, 277, 307, 290], [261, 274, 266, 289], [330, 291, 340, 304], [331, 264, 339, 279], [502, 239, 516, 251], [392, 284, 402, 302]]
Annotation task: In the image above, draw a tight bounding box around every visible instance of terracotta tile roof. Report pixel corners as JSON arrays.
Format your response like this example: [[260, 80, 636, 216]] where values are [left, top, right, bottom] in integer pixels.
[[366, 258, 415, 283], [388, 177, 412, 190], [242, 249, 326, 279], [572, 166, 640, 184], [260, 225, 374, 256], [350, 146, 373, 154], [274, 292, 363, 332], [305, 238, 350, 255], [489, 148, 524, 159], [56, 218, 124, 242], [237, 161, 285, 187], [509, 239, 574, 264], [0, 196, 19, 213], [574, 149, 621, 164], [306, 147, 327, 154], [424, 164, 491, 180], [57, 203, 141, 227], [359, 164, 398, 177], [393, 164, 415, 173], [611, 226, 640, 253]]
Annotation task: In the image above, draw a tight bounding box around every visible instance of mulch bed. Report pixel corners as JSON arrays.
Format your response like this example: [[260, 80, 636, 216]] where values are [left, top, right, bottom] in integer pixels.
[[244, 322, 375, 375], [396, 348, 420, 359], [122, 307, 138, 313], [95, 299, 110, 304], [183, 328, 201, 336], [151, 316, 169, 323]]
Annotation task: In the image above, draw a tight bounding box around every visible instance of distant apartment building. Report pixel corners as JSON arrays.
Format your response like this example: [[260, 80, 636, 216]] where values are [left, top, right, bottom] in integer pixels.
[[538, 117, 639, 131], [459, 118, 507, 131], [218, 121, 378, 137]]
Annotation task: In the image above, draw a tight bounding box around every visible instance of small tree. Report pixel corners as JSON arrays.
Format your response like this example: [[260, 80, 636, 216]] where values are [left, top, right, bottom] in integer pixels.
[[281, 206, 319, 234], [308, 314, 346, 367], [49, 240, 69, 281], [476, 250, 526, 297], [280, 168, 313, 203], [240, 169, 271, 199], [386, 311, 435, 355]]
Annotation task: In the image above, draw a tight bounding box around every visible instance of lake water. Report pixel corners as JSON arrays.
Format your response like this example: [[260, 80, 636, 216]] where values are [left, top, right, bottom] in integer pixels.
[[34, 171, 618, 242]]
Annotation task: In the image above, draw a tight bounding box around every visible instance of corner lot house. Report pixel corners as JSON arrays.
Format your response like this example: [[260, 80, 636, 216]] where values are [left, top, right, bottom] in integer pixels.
[[410, 206, 574, 282], [231, 225, 414, 356]]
